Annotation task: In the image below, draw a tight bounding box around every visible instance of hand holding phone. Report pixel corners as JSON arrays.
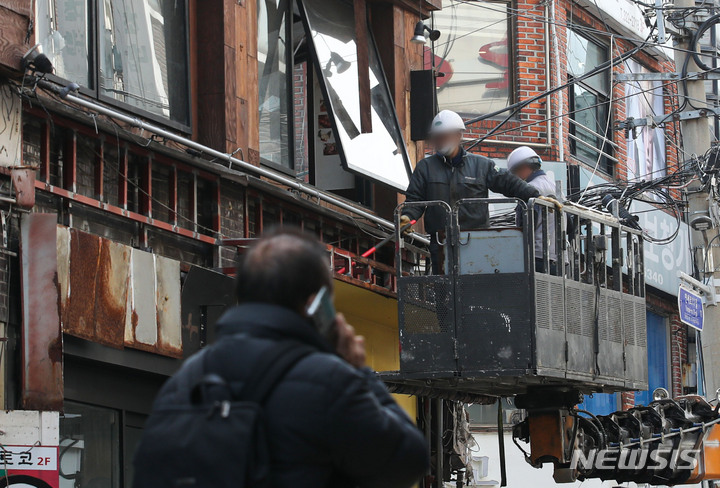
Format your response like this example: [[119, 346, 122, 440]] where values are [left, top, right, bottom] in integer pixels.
[[335, 314, 366, 369], [306, 287, 365, 368], [306, 286, 337, 344]]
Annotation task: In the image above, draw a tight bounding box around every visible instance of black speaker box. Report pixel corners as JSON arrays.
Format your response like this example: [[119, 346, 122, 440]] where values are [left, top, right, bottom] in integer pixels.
[[410, 70, 437, 141]]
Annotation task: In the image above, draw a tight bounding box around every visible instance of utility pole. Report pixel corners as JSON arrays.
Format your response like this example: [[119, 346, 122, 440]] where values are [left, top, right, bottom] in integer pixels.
[[672, 0, 720, 398]]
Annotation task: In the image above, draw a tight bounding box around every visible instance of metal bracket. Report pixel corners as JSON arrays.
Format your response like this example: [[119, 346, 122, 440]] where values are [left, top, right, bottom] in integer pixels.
[[614, 72, 720, 82], [679, 271, 717, 306], [616, 109, 720, 132]]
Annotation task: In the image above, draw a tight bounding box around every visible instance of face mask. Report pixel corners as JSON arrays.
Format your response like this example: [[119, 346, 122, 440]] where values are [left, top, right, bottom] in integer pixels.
[[437, 144, 457, 157]]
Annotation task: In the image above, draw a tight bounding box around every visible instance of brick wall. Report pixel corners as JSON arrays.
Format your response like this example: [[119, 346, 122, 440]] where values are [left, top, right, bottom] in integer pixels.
[[458, 0, 681, 180]]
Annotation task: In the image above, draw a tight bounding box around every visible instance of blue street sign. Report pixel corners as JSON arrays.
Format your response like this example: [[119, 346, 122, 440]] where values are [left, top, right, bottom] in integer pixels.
[[678, 287, 704, 331]]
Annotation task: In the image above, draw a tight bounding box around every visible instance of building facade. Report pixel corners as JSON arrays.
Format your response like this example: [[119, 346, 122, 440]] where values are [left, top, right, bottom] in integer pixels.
[[0, 0, 702, 486]]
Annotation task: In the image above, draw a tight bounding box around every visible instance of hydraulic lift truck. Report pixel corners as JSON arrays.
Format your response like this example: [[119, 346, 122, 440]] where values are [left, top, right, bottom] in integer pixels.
[[382, 197, 720, 485]]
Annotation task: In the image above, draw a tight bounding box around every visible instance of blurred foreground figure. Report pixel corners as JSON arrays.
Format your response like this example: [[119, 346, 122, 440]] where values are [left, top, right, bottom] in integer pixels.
[[133, 229, 428, 488]]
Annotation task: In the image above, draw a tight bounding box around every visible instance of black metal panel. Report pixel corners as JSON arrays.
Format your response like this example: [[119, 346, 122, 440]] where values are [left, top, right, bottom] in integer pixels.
[[398, 275, 456, 373], [564, 281, 596, 380], [597, 290, 625, 384], [535, 274, 566, 372], [455, 273, 533, 373], [410, 70, 437, 141], [394, 198, 649, 398], [625, 297, 649, 390]]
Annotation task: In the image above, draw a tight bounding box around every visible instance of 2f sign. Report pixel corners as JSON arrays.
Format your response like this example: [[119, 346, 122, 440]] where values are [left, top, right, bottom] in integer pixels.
[[678, 287, 704, 331]]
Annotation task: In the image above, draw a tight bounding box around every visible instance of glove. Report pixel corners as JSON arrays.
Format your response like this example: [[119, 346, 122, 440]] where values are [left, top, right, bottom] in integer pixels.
[[537, 195, 563, 210], [399, 215, 414, 235]]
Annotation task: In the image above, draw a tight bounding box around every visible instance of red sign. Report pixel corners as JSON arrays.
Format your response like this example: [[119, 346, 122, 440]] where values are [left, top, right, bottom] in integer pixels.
[[0, 445, 59, 488]]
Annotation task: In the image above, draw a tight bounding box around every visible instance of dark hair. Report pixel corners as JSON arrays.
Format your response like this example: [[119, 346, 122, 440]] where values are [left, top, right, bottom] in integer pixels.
[[235, 228, 332, 312]]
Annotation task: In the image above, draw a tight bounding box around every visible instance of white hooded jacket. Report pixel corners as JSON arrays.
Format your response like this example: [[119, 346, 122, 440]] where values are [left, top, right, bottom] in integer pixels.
[[526, 170, 558, 262]]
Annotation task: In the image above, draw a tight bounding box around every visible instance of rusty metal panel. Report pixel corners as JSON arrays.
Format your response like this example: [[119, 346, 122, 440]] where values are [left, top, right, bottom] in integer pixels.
[[64, 229, 101, 341], [156, 255, 182, 358], [128, 249, 158, 348], [11, 168, 36, 209], [94, 239, 130, 348], [20, 213, 63, 411]]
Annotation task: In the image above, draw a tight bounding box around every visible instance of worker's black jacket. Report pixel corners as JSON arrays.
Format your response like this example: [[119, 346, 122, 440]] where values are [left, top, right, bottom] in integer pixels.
[[153, 303, 428, 488], [404, 150, 540, 233]]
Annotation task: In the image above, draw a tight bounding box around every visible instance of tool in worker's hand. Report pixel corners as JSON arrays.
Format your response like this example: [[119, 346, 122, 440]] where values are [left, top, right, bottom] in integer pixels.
[[537, 195, 563, 210], [399, 215, 414, 235], [337, 219, 416, 274]]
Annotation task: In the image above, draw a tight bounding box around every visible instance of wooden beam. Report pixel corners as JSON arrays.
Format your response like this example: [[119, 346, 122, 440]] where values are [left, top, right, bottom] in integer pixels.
[[354, 0, 372, 133], [0, 2, 31, 74], [366, 0, 441, 19]]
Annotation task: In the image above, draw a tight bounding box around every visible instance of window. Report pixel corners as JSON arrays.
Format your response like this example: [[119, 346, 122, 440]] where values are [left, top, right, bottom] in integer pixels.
[[35, 0, 92, 87], [567, 29, 614, 174], [467, 398, 525, 428], [431, 0, 512, 115], [257, 0, 412, 193], [60, 402, 121, 488], [35, 0, 191, 128], [258, 0, 291, 169], [624, 60, 666, 181], [300, 0, 412, 191]]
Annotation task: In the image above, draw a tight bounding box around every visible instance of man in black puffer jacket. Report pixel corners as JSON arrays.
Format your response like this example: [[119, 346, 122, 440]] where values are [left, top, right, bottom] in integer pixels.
[[148, 230, 429, 488]]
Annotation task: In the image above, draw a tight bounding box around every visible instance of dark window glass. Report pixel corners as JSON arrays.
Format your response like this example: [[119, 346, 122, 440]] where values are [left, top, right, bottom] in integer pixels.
[[99, 0, 190, 126], [258, 0, 291, 168], [103, 143, 121, 206], [36, 0, 190, 127], [76, 136, 98, 197], [567, 30, 613, 175], [432, 0, 512, 115], [23, 118, 44, 180], [126, 153, 145, 213], [49, 126, 68, 188], [195, 178, 215, 233], [59, 402, 121, 488], [36, 0, 93, 88], [151, 163, 171, 223], [176, 170, 193, 228]]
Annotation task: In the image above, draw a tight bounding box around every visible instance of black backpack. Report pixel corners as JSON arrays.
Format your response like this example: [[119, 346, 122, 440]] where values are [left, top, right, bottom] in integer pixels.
[[133, 340, 314, 488]]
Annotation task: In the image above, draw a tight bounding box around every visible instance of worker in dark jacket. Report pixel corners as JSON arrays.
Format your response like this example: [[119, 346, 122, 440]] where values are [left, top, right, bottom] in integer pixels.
[[401, 110, 559, 273], [150, 231, 429, 488]]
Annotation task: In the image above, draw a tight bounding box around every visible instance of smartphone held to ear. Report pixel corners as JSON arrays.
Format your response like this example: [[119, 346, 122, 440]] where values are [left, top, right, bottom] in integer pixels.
[[306, 286, 338, 346]]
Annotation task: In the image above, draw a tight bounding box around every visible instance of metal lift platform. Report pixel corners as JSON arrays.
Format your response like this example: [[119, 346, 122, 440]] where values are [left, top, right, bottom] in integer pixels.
[[381, 198, 648, 400]]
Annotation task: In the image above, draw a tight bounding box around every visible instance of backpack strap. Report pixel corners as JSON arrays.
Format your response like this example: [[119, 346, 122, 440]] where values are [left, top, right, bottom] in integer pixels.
[[180, 348, 212, 404], [238, 341, 316, 404]]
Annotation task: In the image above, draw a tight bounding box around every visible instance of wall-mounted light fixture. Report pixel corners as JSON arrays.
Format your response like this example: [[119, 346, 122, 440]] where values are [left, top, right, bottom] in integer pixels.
[[22, 44, 54, 74], [323, 52, 352, 77], [410, 21, 441, 45]]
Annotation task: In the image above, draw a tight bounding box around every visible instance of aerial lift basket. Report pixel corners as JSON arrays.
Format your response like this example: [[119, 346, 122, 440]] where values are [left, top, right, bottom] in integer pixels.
[[387, 197, 647, 398]]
